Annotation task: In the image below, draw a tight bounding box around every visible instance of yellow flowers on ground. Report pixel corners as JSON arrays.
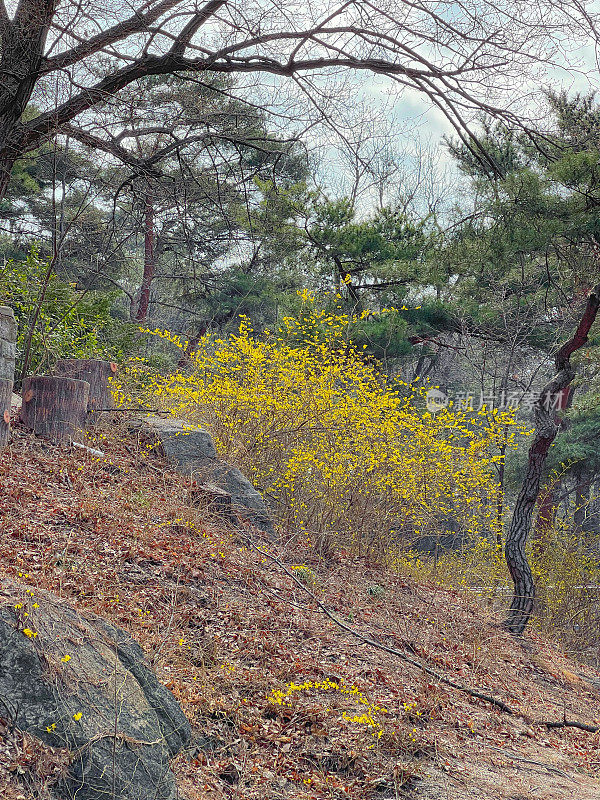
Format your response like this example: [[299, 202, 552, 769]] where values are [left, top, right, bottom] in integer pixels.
[[269, 678, 387, 739]]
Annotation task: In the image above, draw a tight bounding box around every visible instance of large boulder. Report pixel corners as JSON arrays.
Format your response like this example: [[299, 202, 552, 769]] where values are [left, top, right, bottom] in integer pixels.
[[135, 416, 276, 539], [191, 459, 276, 539], [0, 581, 190, 800]]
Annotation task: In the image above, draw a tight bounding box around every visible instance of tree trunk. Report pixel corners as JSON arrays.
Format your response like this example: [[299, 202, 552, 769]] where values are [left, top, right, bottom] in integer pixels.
[[21, 376, 90, 441], [135, 189, 155, 322], [504, 284, 600, 635], [0, 0, 58, 203], [53, 358, 117, 419], [533, 387, 573, 548], [534, 479, 560, 545], [0, 154, 14, 202], [0, 378, 13, 447], [176, 326, 207, 369]]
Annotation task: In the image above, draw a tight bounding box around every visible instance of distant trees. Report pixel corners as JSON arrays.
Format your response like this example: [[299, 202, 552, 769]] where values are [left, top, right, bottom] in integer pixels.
[[303, 198, 428, 308], [1, 0, 598, 203], [78, 75, 307, 324], [1, 74, 309, 335]]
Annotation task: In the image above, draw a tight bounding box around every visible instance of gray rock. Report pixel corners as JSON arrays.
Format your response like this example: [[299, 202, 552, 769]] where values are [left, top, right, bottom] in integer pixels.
[[0, 306, 16, 383], [137, 416, 217, 463], [0, 582, 190, 800], [136, 416, 276, 539], [191, 459, 276, 539], [0, 305, 16, 341]]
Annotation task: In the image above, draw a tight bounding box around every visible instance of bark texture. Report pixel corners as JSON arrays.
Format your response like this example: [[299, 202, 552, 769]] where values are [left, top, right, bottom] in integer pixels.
[[504, 284, 600, 634], [0, 378, 12, 447], [53, 358, 117, 417], [135, 189, 155, 321], [0, 306, 16, 447], [21, 376, 90, 441]]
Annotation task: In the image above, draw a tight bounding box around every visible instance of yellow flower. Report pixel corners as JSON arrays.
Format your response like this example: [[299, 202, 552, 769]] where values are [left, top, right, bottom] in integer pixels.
[[73, 712, 82, 722], [118, 293, 529, 567], [22, 628, 37, 638]]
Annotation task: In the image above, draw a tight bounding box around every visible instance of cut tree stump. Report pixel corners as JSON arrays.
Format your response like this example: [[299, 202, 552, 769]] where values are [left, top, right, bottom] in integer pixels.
[[0, 377, 12, 447], [21, 376, 90, 442], [53, 358, 117, 421]]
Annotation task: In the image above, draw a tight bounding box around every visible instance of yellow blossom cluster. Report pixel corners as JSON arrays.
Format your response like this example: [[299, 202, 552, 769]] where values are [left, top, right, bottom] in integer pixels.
[[114, 294, 528, 556], [268, 677, 387, 739]]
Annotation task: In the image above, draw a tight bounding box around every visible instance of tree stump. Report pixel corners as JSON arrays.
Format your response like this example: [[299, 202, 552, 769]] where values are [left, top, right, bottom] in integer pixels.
[[53, 358, 117, 421], [21, 377, 90, 442], [0, 378, 12, 447]]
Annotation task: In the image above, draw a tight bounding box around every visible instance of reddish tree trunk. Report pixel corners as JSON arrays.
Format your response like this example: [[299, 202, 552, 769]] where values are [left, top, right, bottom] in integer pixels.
[[21, 376, 90, 441], [535, 482, 560, 541], [176, 327, 207, 369], [504, 285, 600, 635], [533, 387, 571, 546], [135, 189, 155, 322]]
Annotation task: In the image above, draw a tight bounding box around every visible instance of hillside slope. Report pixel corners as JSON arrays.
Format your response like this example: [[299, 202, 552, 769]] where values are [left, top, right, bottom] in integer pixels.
[[1, 419, 600, 799]]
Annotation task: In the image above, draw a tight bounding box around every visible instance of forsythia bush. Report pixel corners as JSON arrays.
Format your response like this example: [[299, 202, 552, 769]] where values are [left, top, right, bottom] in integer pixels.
[[115, 294, 527, 557]]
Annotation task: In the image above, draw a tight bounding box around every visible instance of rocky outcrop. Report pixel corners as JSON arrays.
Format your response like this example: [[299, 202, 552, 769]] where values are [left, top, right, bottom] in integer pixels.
[[0, 582, 190, 800], [133, 416, 276, 539]]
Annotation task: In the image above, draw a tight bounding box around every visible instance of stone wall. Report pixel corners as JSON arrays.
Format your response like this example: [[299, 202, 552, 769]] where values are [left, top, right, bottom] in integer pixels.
[[0, 306, 16, 446], [0, 305, 16, 382]]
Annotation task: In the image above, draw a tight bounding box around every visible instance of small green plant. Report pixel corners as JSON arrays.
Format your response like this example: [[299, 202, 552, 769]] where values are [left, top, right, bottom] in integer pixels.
[[367, 584, 386, 598], [130, 490, 151, 508]]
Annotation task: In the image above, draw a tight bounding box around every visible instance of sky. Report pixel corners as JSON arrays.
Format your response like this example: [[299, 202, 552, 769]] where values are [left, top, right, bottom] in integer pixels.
[[301, 27, 600, 212]]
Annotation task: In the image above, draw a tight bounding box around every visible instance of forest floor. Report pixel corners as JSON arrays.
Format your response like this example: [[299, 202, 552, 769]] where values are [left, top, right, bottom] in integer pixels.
[[2, 418, 600, 800]]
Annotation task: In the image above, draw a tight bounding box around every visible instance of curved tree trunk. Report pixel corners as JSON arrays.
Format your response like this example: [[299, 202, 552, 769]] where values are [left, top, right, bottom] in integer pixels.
[[504, 284, 600, 635]]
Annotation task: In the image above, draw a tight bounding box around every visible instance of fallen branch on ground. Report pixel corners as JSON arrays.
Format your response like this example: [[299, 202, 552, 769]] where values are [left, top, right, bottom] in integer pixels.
[[544, 718, 600, 733], [246, 537, 515, 714], [243, 533, 600, 734]]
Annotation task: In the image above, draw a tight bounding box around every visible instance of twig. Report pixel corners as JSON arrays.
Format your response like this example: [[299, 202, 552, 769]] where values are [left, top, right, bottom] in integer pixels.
[[544, 719, 600, 733], [485, 745, 577, 781], [90, 407, 161, 412]]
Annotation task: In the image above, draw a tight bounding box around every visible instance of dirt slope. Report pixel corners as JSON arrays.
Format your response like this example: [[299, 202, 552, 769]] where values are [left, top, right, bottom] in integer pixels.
[[1, 420, 600, 800]]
